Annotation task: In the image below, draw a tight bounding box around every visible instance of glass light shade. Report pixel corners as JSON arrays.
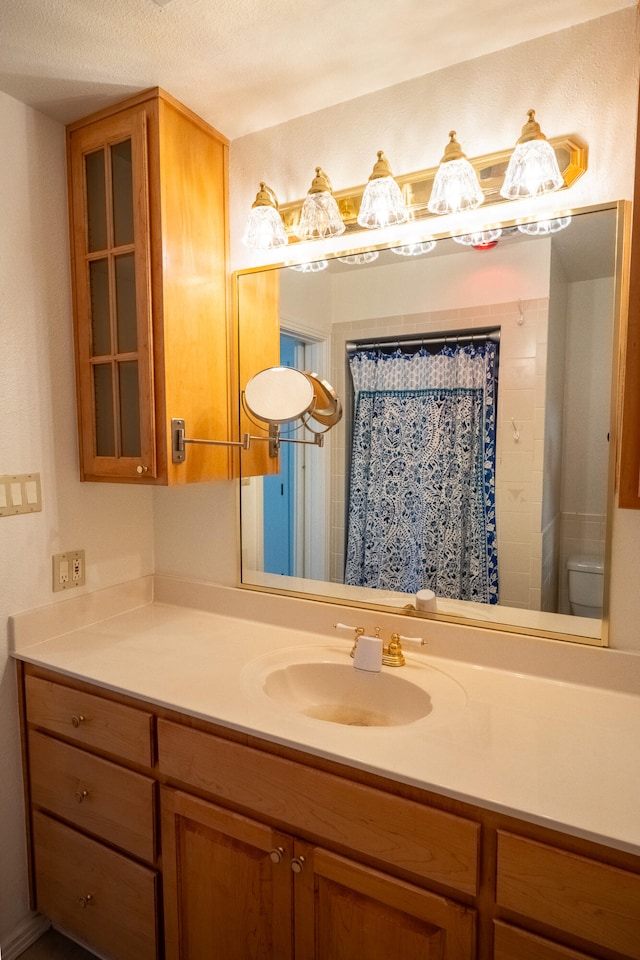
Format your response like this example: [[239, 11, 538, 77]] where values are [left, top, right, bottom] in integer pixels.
[[427, 131, 483, 216], [501, 111, 564, 200], [297, 193, 345, 239], [357, 177, 409, 228], [501, 140, 564, 199], [242, 182, 288, 250], [242, 205, 288, 249], [428, 158, 484, 215], [390, 240, 436, 257], [290, 259, 328, 273], [338, 251, 380, 265], [296, 168, 345, 240], [357, 151, 409, 229], [453, 228, 502, 246], [518, 216, 572, 236]]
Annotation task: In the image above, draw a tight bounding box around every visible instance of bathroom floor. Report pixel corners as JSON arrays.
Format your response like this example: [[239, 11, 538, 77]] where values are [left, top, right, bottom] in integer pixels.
[[17, 929, 97, 960]]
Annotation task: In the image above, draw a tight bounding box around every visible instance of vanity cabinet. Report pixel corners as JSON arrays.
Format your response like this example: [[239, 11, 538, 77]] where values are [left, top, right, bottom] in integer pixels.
[[158, 725, 477, 960], [161, 793, 474, 960], [18, 663, 640, 960], [66, 87, 232, 484], [22, 673, 159, 960]]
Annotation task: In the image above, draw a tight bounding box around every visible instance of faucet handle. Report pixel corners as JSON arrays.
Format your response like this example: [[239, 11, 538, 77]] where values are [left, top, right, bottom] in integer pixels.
[[334, 622, 365, 636], [397, 634, 427, 646]]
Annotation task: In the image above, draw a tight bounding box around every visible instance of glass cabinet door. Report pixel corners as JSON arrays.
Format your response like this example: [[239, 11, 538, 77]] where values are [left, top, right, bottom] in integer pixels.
[[70, 109, 155, 479]]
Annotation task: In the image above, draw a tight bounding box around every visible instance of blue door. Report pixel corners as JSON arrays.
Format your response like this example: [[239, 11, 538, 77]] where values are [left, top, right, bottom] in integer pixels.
[[263, 335, 298, 575]]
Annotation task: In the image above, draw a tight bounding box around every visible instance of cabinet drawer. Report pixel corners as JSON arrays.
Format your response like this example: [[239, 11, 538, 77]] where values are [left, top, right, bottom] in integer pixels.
[[494, 921, 600, 960], [157, 718, 480, 895], [496, 832, 640, 959], [25, 674, 153, 765], [29, 730, 156, 862], [33, 811, 158, 960]]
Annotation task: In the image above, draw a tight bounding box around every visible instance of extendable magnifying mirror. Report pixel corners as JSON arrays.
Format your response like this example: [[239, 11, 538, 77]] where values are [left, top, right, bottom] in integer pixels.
[[243, 366, 315, 424], [171, 366, 341, 463]]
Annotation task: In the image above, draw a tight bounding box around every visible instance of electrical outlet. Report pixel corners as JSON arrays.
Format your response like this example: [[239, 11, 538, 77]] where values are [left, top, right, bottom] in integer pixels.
[[53, 550, 85, 592]]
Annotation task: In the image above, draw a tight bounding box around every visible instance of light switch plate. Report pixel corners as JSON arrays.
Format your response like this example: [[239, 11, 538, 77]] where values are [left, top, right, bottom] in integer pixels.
[[0, 473, 42, 516]]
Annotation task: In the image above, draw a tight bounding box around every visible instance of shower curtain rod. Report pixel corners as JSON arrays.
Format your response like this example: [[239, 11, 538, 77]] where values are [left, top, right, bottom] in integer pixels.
[[346, 327, 500, 355]]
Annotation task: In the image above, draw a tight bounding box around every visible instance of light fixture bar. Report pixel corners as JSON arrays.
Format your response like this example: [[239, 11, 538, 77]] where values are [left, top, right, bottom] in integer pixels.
[[279, 135, 587, 240]]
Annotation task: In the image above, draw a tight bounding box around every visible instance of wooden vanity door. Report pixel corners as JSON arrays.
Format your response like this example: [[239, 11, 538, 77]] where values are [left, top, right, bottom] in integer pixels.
[[292, 841, 476, 960], [160, 788, 293, 960]]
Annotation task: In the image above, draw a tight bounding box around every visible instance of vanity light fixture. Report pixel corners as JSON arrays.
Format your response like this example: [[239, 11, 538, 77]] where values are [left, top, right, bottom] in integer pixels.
[[357, 151, 409, 229], [290, 259, 329, 272], [427, 131, 484, 215], [518, 215, 572, 235], [500, 110, 564, 200], [295, 167, 345, 240], [241, 182, 288, 250], [453, 228, 502, 246], [338, 251, 380, 265], [390, 240, 436, 257]]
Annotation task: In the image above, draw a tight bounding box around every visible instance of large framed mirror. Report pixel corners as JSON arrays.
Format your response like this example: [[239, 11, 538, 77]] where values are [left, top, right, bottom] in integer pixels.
[[236, 201, 629, 645]]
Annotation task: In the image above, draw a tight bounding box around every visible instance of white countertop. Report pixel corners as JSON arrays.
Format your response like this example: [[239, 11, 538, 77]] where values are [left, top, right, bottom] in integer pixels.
[[12, 599, 640, 856]]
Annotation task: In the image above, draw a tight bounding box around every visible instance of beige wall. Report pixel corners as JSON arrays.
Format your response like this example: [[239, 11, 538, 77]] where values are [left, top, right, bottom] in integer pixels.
[[0, 92, 155, 945]]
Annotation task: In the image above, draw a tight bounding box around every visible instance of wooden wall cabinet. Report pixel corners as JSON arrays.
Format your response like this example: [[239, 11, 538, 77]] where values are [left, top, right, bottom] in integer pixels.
[[19, 663, 640, 960], [67, 88, 233, 484]]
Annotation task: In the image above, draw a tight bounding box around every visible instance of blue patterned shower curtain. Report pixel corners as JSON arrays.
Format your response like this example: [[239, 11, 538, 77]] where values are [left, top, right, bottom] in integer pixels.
[[344, 342, 499, 603]]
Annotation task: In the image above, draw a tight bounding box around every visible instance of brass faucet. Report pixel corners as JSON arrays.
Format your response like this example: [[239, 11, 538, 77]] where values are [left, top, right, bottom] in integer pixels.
[[334, 623, 426, 666]]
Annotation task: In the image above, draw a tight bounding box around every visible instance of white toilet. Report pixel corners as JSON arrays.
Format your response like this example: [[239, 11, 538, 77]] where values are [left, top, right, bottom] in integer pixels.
[[567, 554, 604, 618]]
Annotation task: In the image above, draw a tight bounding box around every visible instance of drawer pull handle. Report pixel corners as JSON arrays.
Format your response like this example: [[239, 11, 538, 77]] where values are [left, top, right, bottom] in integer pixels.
[[75, 789, 89, 803], [269, 847, 285, 864], [71, 714, 85, 728], [79, 894, 94, 908], [291, 856, 306, 875]]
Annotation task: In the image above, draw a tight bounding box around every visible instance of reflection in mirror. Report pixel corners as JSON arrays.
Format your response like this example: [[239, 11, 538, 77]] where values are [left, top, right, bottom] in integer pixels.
[[238, 204, 626, 644]]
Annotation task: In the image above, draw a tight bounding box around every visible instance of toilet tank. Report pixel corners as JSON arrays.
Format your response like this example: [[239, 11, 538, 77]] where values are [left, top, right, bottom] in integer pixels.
[[567, 554, 604, 618]]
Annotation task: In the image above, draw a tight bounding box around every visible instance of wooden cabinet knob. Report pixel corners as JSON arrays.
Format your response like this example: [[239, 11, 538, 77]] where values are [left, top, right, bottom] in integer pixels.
[[291, 856, 306, 874], [269, 847, 285, 864], [71, 714, 85, 728], [79, 894, 94, 908], [136, 464, 149, 475], [75, 789, 89, 803]]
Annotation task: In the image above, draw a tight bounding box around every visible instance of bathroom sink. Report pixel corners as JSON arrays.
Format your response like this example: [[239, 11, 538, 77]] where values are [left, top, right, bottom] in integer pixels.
[[263, 661, 432, 726], [242, 644, 467, 728]]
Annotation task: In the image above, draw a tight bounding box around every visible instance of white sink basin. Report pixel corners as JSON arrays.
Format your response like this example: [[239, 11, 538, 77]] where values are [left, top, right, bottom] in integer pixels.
[[243, 644, 467, 728], [263, 661, 432, 726]]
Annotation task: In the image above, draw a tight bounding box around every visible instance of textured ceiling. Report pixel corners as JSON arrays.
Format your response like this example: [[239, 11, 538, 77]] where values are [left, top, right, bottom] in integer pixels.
[[0, 0, 635, 139]]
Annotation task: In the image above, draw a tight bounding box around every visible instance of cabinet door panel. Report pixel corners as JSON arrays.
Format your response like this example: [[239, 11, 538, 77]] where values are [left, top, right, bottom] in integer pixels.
[[161, 787, 293, 960], [294, 842, 475, 960], [69, 107, 156, 479]]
